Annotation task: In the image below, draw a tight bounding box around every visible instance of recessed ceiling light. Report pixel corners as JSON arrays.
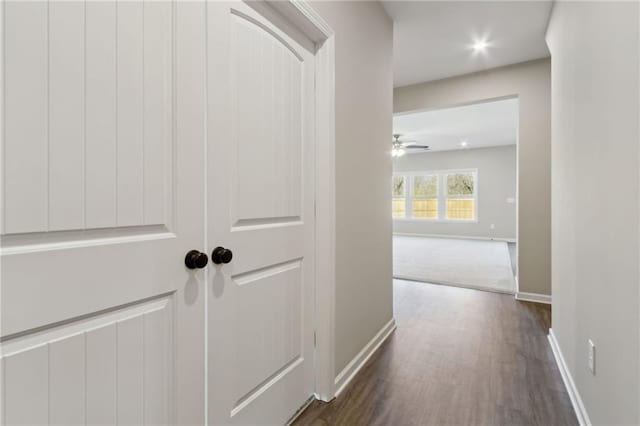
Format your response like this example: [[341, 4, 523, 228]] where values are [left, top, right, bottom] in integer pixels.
[[461, 140, 468, 147], [472, 39, 489, 53]]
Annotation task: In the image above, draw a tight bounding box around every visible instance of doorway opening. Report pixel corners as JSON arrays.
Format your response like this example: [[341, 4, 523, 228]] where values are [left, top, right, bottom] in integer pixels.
[[391, 97, 519, 294]]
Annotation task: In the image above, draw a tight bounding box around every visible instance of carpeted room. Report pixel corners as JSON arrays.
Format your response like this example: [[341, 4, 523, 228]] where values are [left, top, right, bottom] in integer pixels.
[[393, 235, 516, 293], [392, 98, 518, 293]]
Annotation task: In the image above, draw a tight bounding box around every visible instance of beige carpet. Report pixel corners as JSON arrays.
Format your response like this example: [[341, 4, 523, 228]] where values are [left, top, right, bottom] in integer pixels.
[[393, 235, 516, 294]]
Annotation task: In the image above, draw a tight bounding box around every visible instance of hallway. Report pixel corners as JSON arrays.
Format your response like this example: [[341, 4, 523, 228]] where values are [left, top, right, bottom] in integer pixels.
[[294, 280, 577, 425]]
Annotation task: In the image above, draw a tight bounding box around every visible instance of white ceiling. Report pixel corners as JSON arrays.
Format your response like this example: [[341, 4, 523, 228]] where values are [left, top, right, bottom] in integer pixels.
[[382, 1, 553, 87], [393, 97, 518, 153]]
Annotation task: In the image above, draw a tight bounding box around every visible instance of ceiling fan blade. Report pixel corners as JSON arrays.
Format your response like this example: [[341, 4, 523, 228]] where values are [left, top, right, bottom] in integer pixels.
[[405, 145, 430, 149]]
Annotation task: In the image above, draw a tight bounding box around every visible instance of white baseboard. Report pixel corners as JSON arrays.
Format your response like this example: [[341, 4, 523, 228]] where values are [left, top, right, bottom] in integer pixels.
[[548, 329, 591, 426], [515, 291, 551, 304], [334, 318, 396, 398], [393, 232, 516, 243]]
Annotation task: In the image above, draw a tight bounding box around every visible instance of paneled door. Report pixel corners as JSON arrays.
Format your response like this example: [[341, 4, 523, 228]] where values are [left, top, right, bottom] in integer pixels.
[[1, 2, 207, 425], [206, 2, 316, 424]]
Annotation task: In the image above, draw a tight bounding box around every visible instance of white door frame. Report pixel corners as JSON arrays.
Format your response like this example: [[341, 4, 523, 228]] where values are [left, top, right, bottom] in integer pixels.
[[266, 1, 336, 402]]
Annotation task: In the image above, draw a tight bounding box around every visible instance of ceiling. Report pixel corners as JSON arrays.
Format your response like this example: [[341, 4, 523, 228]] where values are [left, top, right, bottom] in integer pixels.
[[382, 1, 553, 87], [393, 97, 518, 153]]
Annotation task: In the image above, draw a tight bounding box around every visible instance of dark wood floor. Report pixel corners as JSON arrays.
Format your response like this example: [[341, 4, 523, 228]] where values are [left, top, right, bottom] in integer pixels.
[[294, 280, 577, 426]]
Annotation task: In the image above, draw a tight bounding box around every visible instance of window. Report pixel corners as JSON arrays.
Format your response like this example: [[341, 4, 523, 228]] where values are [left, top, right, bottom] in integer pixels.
[[392, 169, 477, 221], [445, 172, 476, 220], [392, 176, 406, 218], [412, 175, 438, 219]]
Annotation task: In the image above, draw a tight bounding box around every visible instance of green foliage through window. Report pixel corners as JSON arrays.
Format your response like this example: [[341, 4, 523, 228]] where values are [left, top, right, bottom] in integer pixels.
[[413, 175, 438, 197], [447, 173, 474, 195], [392, 176, 405, 197]]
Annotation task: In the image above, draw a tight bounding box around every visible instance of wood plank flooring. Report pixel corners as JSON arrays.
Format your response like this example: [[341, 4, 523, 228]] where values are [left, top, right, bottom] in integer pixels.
[[294, 280, 577, 426]]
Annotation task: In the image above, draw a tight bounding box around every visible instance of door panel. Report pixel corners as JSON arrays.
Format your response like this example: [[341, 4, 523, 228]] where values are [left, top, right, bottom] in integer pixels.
[[1, 297, 172, 425], [3, 0, 172, 238], [231, 260, 303, 406], [3, 1, 48, 234], [1, 2, 206, 425], [207, 2, 315, 424], [230, 10, 303, 225]]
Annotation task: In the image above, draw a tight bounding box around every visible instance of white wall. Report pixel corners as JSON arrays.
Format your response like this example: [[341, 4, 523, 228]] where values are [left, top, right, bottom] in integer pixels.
[[546, 2, 640, 424], [393, 146, 517, 240], [310, 1, 394, 377], [394, 59, 551, 296]]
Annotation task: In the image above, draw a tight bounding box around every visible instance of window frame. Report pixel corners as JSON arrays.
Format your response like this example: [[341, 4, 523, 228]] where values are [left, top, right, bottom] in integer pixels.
[[444, 170, 478, 221], [393, 168, 478, 223], [409, 174, 439, 220]]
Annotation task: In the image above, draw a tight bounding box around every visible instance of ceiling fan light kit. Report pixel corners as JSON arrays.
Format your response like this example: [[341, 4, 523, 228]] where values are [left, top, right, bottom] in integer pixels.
[[391, 147, 406, 157], [391, 133, 430, 157]]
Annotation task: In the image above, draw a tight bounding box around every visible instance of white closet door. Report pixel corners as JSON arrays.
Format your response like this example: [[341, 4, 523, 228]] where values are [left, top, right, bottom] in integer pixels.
[[206, 2, 316, 424], [1, 2, 207, 424]]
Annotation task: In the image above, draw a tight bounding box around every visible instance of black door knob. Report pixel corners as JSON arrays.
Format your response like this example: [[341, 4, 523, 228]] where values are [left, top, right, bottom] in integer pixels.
[[185, 250, 208, 269], [211, 247, 233, 264]]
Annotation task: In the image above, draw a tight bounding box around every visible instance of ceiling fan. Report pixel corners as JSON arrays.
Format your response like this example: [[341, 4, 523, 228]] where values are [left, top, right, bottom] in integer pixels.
[[391, 134, 430, 157]]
